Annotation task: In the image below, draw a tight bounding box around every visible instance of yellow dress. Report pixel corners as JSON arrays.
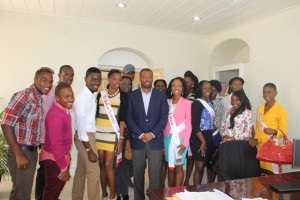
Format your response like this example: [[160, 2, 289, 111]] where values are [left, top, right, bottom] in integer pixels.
[[255, 101, 288, 172]]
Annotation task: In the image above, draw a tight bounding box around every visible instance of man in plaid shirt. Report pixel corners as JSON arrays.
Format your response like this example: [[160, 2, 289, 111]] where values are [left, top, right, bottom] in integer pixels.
[[1, 67, 54, 200]]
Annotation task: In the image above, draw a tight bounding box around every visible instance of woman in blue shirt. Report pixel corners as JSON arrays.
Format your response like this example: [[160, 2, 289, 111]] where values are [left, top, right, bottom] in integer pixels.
[[190, 80, 215, 185]]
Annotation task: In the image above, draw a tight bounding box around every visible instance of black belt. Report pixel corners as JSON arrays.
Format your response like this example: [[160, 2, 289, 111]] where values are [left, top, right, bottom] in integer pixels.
[[19, 145, 38, 152]]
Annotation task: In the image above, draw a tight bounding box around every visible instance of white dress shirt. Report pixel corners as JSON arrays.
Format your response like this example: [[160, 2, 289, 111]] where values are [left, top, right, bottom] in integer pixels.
[[74, 86, 97, 142]]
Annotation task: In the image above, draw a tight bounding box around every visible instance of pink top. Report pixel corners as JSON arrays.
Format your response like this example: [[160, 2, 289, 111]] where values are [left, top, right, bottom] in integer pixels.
[[40, 102, 72, 172], [163, 97, 192, 147], [40, 83, 57, 143]]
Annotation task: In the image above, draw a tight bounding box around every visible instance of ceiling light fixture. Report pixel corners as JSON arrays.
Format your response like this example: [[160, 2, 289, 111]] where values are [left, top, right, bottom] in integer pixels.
[[193, 16, 201, 21], [116, 3, 126, 8]]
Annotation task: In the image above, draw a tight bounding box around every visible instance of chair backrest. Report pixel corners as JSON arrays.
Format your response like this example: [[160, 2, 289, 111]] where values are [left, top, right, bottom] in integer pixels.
[[218, 140, 261, 181]]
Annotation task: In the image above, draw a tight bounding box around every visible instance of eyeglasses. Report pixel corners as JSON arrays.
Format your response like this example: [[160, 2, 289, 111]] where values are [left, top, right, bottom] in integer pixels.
[[35, 67, 55, 75]]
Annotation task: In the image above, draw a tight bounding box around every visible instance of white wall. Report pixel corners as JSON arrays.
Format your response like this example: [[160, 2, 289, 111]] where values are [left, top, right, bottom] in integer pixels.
[[209, 6, 300, 171], [0, 10, 209, 107], [0, 10, 209, 173]]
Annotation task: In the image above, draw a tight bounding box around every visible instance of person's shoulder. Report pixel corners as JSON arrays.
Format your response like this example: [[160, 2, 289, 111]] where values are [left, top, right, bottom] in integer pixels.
[[192, 98, 202, 106], [275, 102, 287, 114], [244, 108, 252, 114], [181, 97, 192, 105]]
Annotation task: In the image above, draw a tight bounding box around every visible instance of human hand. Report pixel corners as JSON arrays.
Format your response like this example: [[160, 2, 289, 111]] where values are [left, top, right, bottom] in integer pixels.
[[16, 153, 29, 169], [249, 139, 258, 147], [58, 169, 71, 182], [264, 128, 276, 136], [88, 150, 98, 163], [143, 132, 154, 142], [198, 143, 206, 157], [177, 144, 186, 156], [115, 141, 123, 155]]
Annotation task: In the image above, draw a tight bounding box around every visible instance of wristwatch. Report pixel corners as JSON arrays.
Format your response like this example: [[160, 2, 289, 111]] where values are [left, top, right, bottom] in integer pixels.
[[86, 147, 92, 152]]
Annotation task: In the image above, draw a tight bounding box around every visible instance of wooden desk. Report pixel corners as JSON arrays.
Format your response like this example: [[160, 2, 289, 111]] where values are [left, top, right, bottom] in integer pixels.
[[149, 171, 300, 200]]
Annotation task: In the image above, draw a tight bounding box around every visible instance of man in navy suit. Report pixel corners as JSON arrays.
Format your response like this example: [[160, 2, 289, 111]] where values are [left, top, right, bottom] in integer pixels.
[[126, 68, 169, 200]]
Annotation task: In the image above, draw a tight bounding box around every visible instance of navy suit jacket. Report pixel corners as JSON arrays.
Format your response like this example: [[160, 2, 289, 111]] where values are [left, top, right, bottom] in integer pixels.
[[126, 88, 169, 150]]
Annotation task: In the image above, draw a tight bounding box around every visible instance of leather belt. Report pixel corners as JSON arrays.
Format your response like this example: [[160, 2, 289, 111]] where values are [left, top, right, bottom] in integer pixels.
[[19, 145, 38, 151]]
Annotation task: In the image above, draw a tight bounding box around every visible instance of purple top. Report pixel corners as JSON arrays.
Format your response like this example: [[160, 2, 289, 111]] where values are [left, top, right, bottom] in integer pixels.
[[43, 103, 72, 170]]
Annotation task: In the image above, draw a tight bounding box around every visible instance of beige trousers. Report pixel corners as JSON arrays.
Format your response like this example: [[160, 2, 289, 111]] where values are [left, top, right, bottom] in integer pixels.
[[72, 132, 100, 200]]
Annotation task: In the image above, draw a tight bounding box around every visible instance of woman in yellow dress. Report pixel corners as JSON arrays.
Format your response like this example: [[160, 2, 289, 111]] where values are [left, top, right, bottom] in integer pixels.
[[251, 83, 288, 174]]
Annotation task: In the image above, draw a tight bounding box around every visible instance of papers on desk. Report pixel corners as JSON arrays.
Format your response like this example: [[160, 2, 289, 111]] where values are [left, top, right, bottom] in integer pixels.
[[170, 189, 234, 200]]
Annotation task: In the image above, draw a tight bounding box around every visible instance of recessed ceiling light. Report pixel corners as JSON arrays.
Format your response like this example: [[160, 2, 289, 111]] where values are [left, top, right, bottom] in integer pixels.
[[193, 16, 201, 21], [116, 3, 126, 8]]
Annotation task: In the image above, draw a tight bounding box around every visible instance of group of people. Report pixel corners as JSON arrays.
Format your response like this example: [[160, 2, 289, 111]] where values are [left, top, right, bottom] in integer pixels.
[[1, 64, 287, 200]]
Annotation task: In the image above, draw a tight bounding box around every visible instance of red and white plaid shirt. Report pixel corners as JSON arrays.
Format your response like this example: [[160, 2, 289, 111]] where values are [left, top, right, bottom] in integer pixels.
[[1, 85, 44, 146]]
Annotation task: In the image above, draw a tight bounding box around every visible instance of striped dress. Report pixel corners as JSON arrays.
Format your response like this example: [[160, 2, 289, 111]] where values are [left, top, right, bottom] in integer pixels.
[[95, 92, 121, 152]]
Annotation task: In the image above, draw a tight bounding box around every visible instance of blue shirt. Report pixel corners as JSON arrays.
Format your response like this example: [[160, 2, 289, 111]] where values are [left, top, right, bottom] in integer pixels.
[[200, 100, 215, 131]]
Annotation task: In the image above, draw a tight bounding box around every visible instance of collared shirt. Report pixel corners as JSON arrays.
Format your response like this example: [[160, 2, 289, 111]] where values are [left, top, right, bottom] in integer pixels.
[[73, 86, 97, 142], [141, 87, 153, 115], [220, 108, 253, 140], [40, 102, 71, 173], [40, 83, 57, 143], [1, 85, 43, 146], [139, 88, 155, 138]]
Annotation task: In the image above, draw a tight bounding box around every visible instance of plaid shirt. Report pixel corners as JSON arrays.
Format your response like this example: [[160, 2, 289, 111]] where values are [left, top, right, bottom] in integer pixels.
[[1, 85, 44, 146]]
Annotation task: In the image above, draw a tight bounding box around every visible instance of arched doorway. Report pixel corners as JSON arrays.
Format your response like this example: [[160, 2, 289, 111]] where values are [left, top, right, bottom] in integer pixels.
[[210, 38, 250, 95]]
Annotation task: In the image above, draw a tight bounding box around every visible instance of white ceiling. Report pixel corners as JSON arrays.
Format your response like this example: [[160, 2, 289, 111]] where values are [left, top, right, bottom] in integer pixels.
[[1, 0, 300, 35]]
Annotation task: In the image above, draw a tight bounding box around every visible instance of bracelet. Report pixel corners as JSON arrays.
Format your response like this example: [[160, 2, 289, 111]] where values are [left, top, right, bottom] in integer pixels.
[[119, 136, 124, 140], [86, 147, 92, 152]]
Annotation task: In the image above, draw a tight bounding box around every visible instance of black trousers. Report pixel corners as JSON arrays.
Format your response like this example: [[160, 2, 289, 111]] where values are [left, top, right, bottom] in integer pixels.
[[35, 163, 45, 200]]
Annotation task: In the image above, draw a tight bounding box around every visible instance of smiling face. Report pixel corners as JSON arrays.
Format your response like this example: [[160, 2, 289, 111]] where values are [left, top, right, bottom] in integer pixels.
[[201, 82, 212, 99], [121, 77, 132, 93], [108, 72, 121, 90], [56, 87, 74, 109], [85, 72, 101, 93], [171, 79, 183, 97], [59, 67, 74, 86], [34, 71, 53, 95], [140, 70, 153, 89], [231, 94, 242, 111], [263, 86, 277, 102]]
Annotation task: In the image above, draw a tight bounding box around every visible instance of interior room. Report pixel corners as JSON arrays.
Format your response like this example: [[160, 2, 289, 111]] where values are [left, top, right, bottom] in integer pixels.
[[1, 0, 300, 199]]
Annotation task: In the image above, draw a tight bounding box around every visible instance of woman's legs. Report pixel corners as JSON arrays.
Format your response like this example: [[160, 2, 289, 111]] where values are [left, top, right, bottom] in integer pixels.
[[183, 158, 194, 186], [193, 161, 205, 185], [207, 167, 217, 183], [99, 150, 108, 198], [104, 151, 116, 199], [174, 165, 184, 186]]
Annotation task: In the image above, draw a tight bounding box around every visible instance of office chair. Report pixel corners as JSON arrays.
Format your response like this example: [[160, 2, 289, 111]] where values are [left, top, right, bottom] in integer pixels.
[[218, 140, 261, 181]]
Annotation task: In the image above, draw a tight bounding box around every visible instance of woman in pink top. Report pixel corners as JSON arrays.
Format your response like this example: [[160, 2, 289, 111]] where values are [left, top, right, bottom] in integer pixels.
[[163, 77, 192, 187], [40, 83, 74, 200]]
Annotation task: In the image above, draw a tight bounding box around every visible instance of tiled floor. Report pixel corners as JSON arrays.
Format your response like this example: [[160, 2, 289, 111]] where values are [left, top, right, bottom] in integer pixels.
[[0, 175, 136, 200], [0, 169, 204, 200]]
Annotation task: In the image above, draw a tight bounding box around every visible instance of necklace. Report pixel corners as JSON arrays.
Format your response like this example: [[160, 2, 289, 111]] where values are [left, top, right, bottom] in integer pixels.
[[106, 89, 120, 98]]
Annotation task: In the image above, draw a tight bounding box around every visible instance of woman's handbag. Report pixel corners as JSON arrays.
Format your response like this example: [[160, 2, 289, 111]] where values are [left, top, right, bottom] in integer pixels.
[[124, 140, 132, 160], [256, 133, 293, 164]]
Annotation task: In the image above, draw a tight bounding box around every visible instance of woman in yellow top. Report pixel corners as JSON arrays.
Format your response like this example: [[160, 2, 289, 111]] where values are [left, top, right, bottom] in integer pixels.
[[251, 83, 288, 174], [96, 69, 128, 200]]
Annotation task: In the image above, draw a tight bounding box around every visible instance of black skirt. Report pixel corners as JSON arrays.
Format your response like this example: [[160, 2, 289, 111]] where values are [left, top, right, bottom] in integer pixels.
[[190, 129, 213, 164]]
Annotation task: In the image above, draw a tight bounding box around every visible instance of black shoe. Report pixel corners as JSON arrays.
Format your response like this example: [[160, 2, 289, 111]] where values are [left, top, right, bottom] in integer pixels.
[[116, 194, 122, 200], [123, 195, 129, 200]]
